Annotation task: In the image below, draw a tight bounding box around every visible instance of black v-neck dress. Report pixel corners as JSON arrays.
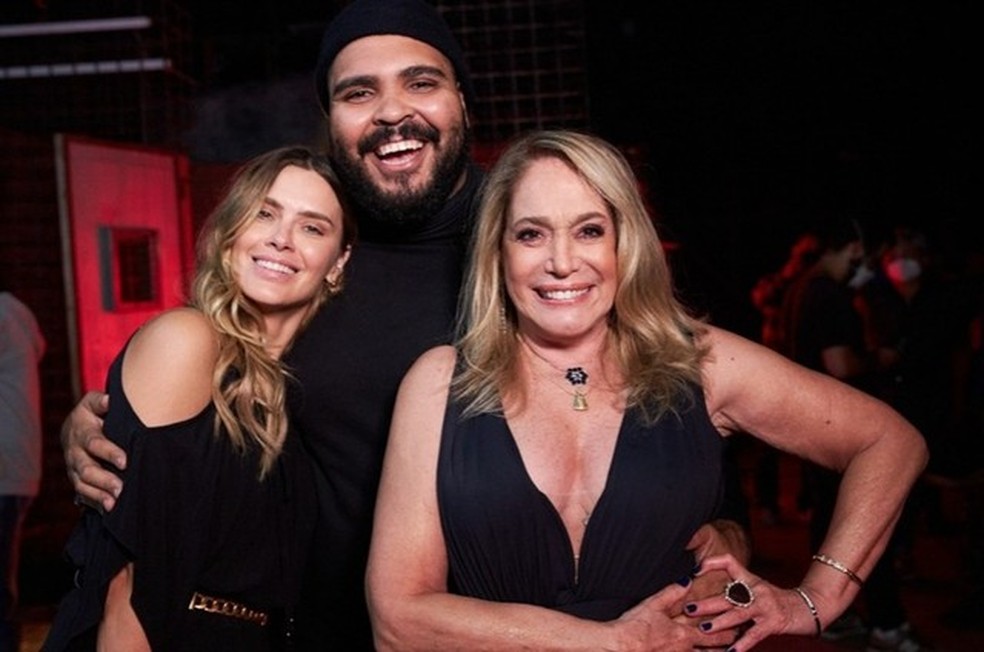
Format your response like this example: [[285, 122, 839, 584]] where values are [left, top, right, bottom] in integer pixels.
[[437, 389, 724, 621]]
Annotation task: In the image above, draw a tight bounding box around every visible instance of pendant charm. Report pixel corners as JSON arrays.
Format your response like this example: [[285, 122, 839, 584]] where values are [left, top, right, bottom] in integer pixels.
[[565, 367, 589, 385], [572, 391, 588, 411]]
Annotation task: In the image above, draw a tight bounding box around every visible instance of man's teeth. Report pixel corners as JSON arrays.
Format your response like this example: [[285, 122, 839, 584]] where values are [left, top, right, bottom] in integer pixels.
[[377, 140, 423, 156], [541, 288, 587, 300], [256, 259, 295, 274]]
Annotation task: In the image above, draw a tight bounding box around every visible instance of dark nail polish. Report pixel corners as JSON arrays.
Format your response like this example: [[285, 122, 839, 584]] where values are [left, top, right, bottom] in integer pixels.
[[676, 575, 691, 587], [691, 562, 702, 575], [700, 621, 713, 632], [685, 603, 698, 614]]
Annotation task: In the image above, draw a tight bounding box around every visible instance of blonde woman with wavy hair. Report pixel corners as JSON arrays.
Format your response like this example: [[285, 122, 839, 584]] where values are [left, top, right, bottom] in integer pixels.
[[454, 129, 706, 419], [46, 146, 355, 651], [367, 129, 926, 651], [192, 147, 355, 478]]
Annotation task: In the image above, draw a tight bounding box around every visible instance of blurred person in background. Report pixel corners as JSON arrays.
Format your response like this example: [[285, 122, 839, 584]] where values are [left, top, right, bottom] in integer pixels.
[[0, 273, 46, 652]]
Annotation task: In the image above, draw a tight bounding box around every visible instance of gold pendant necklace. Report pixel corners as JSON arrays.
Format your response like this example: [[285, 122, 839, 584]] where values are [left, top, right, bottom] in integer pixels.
[[564, 366, 590, 411], [520, 337, 593, 412]]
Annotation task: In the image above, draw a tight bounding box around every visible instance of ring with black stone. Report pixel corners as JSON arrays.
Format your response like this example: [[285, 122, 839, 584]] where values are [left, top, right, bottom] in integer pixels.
[[723, 579, 755, 608]]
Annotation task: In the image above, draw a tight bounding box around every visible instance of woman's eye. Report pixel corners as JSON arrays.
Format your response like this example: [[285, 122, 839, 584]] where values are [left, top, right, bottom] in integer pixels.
[[580, 224, 605, 238], [515, 228, 541, 242], [257, 208, 275, 220]]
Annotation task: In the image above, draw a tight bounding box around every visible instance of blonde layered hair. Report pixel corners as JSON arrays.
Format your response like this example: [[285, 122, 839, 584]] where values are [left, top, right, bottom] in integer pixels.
[[191, 146, 356, 477], [453, 130, 707, 420]]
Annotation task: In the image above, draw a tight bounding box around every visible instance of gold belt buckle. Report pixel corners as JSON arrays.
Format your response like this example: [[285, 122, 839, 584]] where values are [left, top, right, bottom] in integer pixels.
[[187, 591, 269, 626]]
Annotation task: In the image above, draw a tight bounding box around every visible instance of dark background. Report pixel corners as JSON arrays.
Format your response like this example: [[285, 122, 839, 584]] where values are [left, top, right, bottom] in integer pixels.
[[1, 0, 975, 375], [2, 1, 976, 418], [584, 3, 975, 335], [179, 1, 976, 336]]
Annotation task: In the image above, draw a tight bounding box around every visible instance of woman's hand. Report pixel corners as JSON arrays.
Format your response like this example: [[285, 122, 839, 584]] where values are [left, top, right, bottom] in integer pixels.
[[684, 554, 825, 651], [687, 520, 751, 601], [614, 578, 739, 651]]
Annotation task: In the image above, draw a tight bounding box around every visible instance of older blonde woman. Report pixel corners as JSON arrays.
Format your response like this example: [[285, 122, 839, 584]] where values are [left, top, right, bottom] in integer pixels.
[[366, 129, 926, 651]]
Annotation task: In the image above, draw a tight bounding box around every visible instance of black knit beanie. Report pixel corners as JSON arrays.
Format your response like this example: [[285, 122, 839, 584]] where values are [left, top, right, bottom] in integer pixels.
[[314, 0, 475, 115]]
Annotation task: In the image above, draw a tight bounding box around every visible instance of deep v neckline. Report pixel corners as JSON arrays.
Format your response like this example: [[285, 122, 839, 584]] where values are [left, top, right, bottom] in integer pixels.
[[499, 409, 630, 585]]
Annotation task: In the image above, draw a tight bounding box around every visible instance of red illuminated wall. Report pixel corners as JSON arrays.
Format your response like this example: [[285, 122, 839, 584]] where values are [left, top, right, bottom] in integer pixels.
[[57, 135, 193, 395], [0, 128, 235, 602]]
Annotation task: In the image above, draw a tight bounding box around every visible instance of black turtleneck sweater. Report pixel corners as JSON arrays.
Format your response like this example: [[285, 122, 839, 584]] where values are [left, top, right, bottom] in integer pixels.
[[285, 163, 484, 650]]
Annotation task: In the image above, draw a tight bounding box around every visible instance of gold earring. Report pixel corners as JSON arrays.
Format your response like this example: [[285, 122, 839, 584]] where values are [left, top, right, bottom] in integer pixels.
[[498, 303, 510, 333], [326, 272, 342, 295]]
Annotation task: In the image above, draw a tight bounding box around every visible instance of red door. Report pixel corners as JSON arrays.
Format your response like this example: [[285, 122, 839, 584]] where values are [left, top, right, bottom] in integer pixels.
[[56, 134, 193, 396]]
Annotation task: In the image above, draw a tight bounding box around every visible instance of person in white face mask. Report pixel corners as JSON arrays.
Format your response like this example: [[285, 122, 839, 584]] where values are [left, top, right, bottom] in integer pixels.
[[884, 256, 923, 285], [854, 224, 979, 648], [779, 216, 936, 651], [866, 225, 974, 470], [847, 258, 878, 290]]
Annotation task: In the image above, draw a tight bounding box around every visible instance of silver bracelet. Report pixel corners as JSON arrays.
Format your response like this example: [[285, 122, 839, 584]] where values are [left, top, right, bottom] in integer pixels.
[[793, 587, 822, 637], [812, 553, 864, 586]]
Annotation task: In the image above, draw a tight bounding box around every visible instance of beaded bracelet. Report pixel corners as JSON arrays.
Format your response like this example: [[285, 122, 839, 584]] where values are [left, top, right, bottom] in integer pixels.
[[812, 553, 864, 586], [792, 587, 822, 637]]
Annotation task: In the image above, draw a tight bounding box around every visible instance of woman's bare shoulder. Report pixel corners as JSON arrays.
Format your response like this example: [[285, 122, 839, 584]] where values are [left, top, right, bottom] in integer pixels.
[[393, 345, 456, 418], [396, 345, 457, 394], [122, 307, 218, 427], [408, 344, 457, 377]]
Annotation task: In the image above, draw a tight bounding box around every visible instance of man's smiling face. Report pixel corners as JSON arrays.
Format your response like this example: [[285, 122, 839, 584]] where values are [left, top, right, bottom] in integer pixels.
[[325, 34, 470, 226]]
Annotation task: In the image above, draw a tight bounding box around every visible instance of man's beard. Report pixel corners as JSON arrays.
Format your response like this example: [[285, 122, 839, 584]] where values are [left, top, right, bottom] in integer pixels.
[[329, 121, 470, 229]]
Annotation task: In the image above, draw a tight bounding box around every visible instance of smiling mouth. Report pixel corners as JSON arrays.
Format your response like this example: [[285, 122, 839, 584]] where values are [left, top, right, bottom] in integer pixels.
[[538, 288, 589, 301], [255, 258, 297, 274], [376, 139, 424, 158]]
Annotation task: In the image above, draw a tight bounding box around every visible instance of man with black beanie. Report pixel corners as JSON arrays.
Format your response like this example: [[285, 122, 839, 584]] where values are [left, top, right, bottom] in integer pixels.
[[59, 1, 749, 648], [287, 0, 484, 646]]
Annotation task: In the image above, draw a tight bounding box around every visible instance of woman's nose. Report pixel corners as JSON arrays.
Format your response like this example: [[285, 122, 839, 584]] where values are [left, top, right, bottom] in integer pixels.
[[268, 223, 293, 250], [546, 238, 577, 276]]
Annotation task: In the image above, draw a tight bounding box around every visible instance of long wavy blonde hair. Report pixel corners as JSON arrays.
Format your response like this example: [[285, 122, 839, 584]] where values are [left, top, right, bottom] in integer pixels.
[[191, 146, 356, 477], [453, 130, 707, 421]]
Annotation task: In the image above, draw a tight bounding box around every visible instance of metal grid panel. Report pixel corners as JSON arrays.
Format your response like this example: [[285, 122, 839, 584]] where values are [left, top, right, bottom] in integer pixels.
[[0, 0, 194, 148], [437, 0, 589, 144]]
